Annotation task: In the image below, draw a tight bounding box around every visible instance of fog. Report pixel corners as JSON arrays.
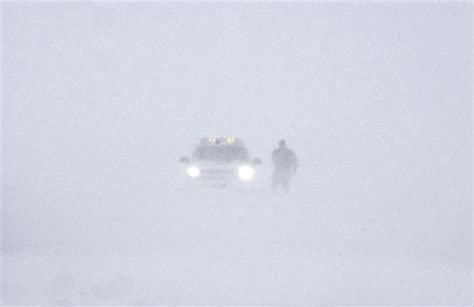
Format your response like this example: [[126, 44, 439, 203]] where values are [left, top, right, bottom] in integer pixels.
[[1, 2, 472, 305]]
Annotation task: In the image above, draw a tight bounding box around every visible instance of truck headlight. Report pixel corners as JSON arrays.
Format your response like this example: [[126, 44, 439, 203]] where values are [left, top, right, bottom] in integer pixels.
[[187, 166, 201, 178], [238, 166, 255, 181]]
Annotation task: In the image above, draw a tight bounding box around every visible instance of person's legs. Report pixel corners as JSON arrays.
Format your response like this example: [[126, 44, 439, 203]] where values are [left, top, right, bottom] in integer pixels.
[[272, 173, 280, 192], [282, 176, 290, 193], [273, 170, 290, 193]]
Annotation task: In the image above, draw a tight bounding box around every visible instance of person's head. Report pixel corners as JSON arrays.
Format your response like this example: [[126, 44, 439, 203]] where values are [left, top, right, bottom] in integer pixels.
[[279, 139, 286, 148]]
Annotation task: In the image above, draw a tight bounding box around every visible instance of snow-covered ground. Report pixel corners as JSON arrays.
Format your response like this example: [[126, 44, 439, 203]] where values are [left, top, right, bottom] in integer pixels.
[[2, 166, 471, 304]]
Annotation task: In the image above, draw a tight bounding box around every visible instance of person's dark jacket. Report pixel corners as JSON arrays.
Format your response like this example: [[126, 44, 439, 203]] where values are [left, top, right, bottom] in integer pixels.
[[272, 147, 298, 175]]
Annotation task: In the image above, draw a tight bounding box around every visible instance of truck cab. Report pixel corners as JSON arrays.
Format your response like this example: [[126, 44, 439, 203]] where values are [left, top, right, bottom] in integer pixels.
[[179, 137, 262, 186]]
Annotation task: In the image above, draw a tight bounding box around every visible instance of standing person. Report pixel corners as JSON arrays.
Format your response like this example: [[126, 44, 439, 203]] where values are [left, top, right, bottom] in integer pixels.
[[272, 139, 298, 193]]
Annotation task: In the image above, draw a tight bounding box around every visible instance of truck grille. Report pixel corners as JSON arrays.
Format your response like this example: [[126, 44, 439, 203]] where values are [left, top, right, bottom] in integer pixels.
[[200, 170, 237, 180]]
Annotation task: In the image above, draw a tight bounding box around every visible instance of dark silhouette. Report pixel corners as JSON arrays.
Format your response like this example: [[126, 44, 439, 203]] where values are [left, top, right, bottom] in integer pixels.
[[272, 139, 297, 192]]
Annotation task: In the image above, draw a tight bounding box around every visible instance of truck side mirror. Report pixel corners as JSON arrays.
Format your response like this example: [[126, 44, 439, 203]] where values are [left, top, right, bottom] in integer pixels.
[[252, 158, 262, 165], [180, 157, 190, 163]]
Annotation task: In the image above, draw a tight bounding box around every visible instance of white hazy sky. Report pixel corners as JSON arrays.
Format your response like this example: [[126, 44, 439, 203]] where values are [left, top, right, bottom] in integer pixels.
[[3, 2, 471, 202]]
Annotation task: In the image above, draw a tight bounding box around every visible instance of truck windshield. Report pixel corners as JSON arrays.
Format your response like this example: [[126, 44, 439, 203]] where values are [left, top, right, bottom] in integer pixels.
[[193, 146, 250, 162]]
